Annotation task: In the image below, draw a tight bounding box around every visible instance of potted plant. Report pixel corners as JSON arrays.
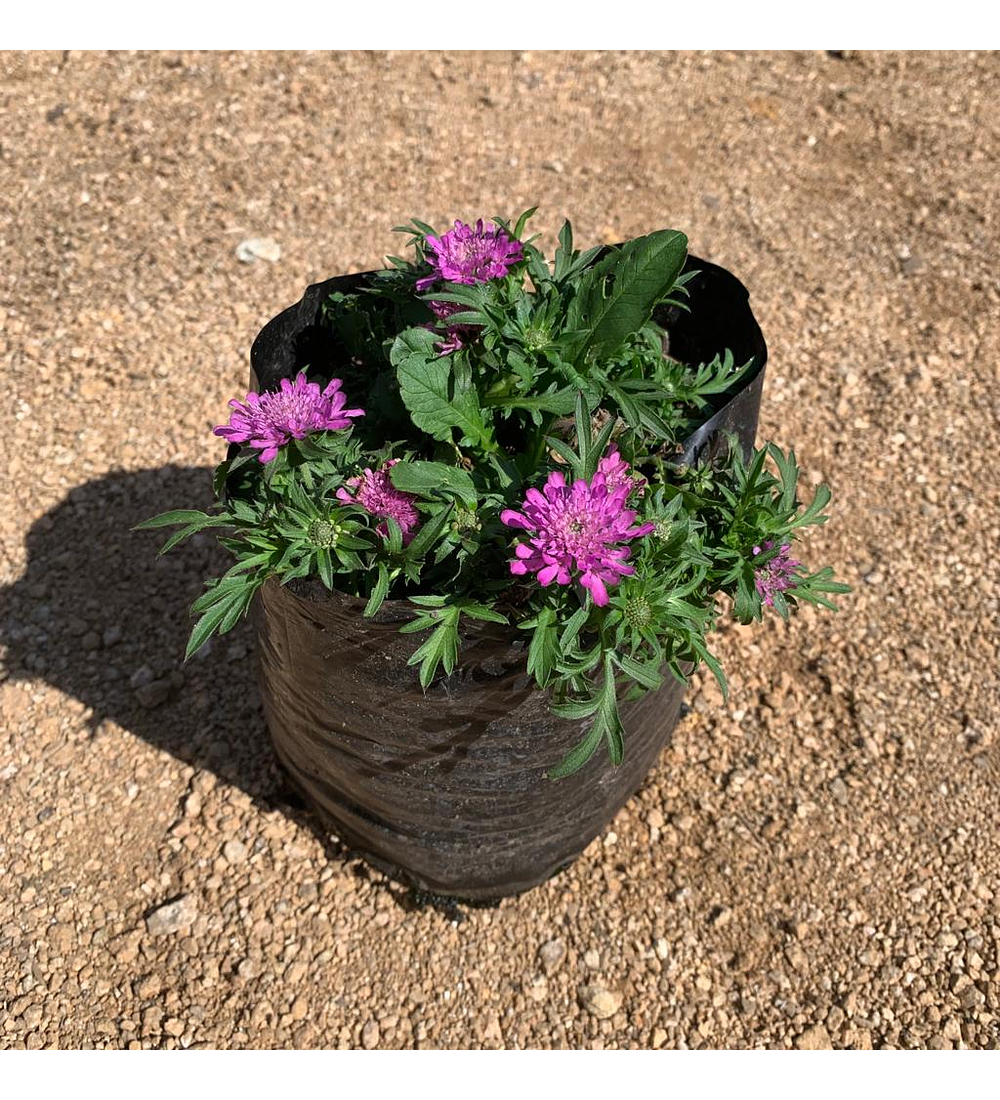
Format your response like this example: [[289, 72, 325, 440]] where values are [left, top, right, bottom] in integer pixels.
[[138, 212, 847, 901]]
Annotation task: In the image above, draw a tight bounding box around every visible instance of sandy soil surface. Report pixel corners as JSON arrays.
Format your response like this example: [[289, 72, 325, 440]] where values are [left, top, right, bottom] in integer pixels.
[[1, 50, 998, 1050]]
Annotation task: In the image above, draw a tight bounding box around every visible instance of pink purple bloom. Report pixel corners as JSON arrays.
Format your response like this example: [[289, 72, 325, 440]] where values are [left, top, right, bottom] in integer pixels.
[[753, 540, 800, 607], [336, 459, 420, 544], [596, 448, 646, 496], [501, 468, 654, 607], [214, 373, 364, 464], [424, 298, 479, 355], [416, 219, 523, 291]]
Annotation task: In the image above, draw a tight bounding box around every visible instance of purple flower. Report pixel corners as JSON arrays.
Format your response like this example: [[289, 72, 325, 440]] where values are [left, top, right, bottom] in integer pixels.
[[336, 459, 420, 544], [423, 298, 480, 355], [596, 448, 646, 496], [501, 468, 654, 607], [416, 218, 523, 291], [214, 373, 364, 464], [753, 540, 800, 607]]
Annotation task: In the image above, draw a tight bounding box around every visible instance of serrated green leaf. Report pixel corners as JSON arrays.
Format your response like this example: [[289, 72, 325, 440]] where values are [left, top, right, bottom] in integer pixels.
[[394, 337, 490, 447], [483, 385, 578, 416], [567, 230, 688, 364]]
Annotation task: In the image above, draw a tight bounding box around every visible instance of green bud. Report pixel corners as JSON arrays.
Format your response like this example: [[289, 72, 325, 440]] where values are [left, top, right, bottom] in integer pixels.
[[308, 519, 339, 549], [623, 595, 653, 630]]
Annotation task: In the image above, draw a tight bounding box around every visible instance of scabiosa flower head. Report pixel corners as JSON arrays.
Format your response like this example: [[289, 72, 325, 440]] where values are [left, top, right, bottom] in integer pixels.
[[416, 219, 523, 291], [753, 540, 800, 607], [336, 459, 420, 544], [213, 373, 364, 464], [501, 468, 655, 607], [596, 448, 646, 496]]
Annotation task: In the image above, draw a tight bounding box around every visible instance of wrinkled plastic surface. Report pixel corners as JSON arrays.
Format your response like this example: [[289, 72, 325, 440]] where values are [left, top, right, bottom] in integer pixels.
[[249, 256, 767, 899]]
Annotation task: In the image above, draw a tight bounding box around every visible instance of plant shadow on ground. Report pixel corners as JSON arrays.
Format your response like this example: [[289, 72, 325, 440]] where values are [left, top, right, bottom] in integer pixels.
[[0, 466, 480, 918]]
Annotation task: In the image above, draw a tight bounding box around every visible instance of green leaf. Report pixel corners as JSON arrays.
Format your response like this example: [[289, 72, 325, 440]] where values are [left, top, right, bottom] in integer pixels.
[[383, 516, 404, 557], [185, 589, 243, 661], [154, 518, 231, 556], [559, 603, 590, 652], [597, 653, 624, 765], [403, 503, 453, 561], [616, 653, 664, 692], [458, 601, 508, 625], [218, 581, 259, 634], [483, 386, 578, 416], [408, 594, 448, 608], [604, 710, 624, 766], [364, 562, 391, 618], [132, 509, 215, 531], [574, 390, 592, 472], [389, 325, 438, 368], [546, 720, 603, 779], [767, 442, 799, 513], [567, 229, 688, 364], [553, 219, 574, 281], [213, 452, 254, 498], [316, 547, 334, 590], [389, 461, 478, 509], [394, 335, 490, 447], [790, 484, 832, 530], [582, 415, 618, 481], [189, 575, 251, 615], [551, 695, 602, 720], [406, 609, 460, 690], [690, 635, 728, 702], [513, 206, 538, 241], [524, 607, 557, 686], [544, 436, 580, 472]]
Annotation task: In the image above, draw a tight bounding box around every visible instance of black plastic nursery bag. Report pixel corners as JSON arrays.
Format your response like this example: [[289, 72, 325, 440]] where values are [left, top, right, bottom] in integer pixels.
[[249, 256, 767, 899]]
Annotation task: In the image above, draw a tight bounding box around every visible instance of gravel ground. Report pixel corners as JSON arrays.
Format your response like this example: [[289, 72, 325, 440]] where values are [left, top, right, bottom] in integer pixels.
[[1, 50, 998, 1050]]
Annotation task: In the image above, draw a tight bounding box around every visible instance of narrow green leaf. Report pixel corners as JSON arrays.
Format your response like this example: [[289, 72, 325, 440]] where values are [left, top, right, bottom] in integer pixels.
[[690, 636, 728, 702], [551, 695, 602, 720], [133, 509, 214, 531], [547, 719, 604, 779], [384, 516, 404, 556], [616, 653, 665, 692], [404, 503, 453, 561], [185, 591, 241, 661], [364, 563, 391, 618], [316, 547, 334, 589], [513, 206, 538, 241], [525, 607, 557, 686], [406, 612, 460, 690], [458, 601, 508, 624], [560, 604, 590, 652]]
